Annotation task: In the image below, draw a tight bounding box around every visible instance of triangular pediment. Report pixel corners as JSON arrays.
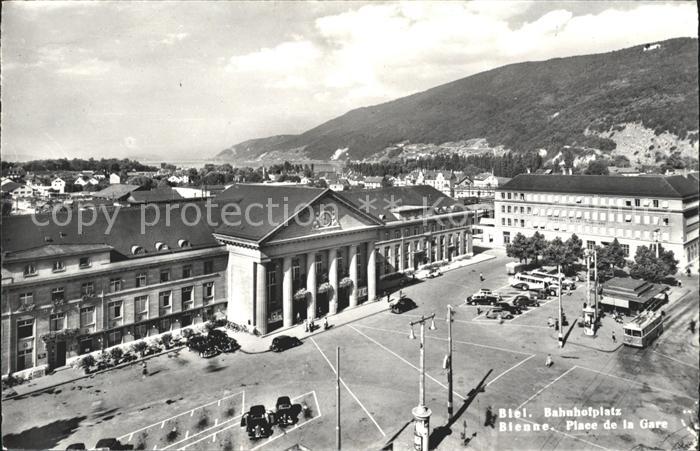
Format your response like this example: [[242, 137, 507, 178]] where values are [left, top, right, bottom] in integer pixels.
[[263, 191, 381, 243]]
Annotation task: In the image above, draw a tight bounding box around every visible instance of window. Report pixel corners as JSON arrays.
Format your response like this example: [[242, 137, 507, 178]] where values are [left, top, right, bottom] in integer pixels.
[[600, 212, 606, 221], [503, 231, 511, 244], [501, 218, 506, 226], [653, 199, 659, 208], [527, 207, 531, 214], [159, 291, 172, 308], [204, 282, 214, 300], [53, 260, 65, 272], [182, 287, 194, 309], [79, 257, 91, 268], [51, 287, 65, 303], [500, 192, 505, 199], [23, 263, 37, 277], [507, 192, 512, 200], [17, 319, 34, 339], [81, 282, 94, 297], [661, 200, 669, 208], [520, 193, 525, 201], [520, 219, 525, 227], [80, 306, 95, 328], [520, 207, 524, 214], [109, 277, 123, 292], [50, 312, 66, 331], [134, 296, 149, 322], [107, 330, 122, 347], [136, 272, 148, 287], [634, 199, 640, 207], [267, 269, 277, 301], [501, 205, 505, 213], [625, 200, 632, 207], [587, 240, 596, 250], [507, 218, 512, 226], [662, 218, 669, 226], [292, 259, 301, 282], [160, 269, 171, 283], [182, 265, 192, 279], [108, 300, 123, 319], [19, 292, 33, 307], [621, 244, 630, 257], [203, 260, 214, 274]]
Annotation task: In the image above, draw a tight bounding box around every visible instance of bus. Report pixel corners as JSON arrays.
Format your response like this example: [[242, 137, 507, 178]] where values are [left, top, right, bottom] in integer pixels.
[[528, 270, 576, 290], [508, 273, 548, 291], [622, 310, 664, 348]]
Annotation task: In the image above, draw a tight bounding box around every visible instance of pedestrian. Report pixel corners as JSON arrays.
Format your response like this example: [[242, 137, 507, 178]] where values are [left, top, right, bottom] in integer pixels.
[[567, 286, 572, 296], [612, 331, 616, 344], [689, 320, 696, 334], [323, 317, 329, 330], [479, 272, 484, 282], [296, 312, 301, 324], [545, 354, 553, 367], [476, 307, 482, 316], [304, 318, 309, 333], [141, 360, 148, 377], [484, 406, 493, 427], [678, 280, 682, 288], [687, 268, 691, 277]]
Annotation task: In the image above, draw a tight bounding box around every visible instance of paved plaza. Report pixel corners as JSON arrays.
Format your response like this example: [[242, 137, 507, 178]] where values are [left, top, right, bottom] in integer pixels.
[[3, 250, 698, 450]]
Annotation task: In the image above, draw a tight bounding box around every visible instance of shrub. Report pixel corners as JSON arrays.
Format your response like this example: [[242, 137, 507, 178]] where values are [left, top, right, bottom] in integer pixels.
[[80, 354, 96, 373], [165, 423, 179, 442], [161, 333, 172, 349], [203, 321, 216, 334], [131, 341, 148, 356], [181, 328, 194, 339], [134, 432, 148, 450], [109, 347, 124, 363], [197, 410, 209, 430]]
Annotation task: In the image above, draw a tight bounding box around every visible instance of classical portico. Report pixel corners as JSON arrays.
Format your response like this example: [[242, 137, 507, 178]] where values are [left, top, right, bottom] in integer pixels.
[[214, 185, 383, 335]]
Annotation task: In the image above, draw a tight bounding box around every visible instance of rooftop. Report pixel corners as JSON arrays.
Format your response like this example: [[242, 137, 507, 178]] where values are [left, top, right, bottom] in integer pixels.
[[500, 174, 699, 199]]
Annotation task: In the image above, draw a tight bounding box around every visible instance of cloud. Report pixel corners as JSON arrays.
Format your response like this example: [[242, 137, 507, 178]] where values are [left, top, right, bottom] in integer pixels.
[[160, 32, 190, 45], [56, 58, 112, 76]]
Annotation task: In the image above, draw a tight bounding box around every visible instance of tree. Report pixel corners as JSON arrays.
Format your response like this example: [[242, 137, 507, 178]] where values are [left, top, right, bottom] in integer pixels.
[[543, 237, 566, 266], [563, 234, 584, 274], [596, 238, 627, 280], [526, 232, 547, 263], [584, 160, 609, 175], [506, 233, 530, 263], [629, 245, 678, 282]]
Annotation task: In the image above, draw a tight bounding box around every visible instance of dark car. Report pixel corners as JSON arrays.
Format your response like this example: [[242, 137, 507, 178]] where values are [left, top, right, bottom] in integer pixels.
[[270, 335, 303, 352], [390, 297, 417, 314], [66, 444, 87, 451], [467, 291, 502, 306], [241, 405, 274, 439], [484, 308, 514, 320], [512, 295, 540, 308], [495, 301, 522, 315], [528, 288, 548, 300], [208, 329, 239, 353], [187, 335, 219, 358], [275, 396, 301, 426], [94, 438, 129, 450]]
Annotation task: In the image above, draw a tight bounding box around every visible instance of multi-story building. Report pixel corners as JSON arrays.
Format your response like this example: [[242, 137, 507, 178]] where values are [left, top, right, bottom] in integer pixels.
[[2, 185, 474, 375], [416, 171, 455, 197], [1, 202, 228, 375], [494, 174, 699, 271]]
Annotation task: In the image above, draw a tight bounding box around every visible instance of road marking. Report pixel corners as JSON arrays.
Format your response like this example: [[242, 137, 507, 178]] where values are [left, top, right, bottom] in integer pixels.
[[516, 366, 577, 410], [652, 350, 699, 369], [311, 337, 385, 436], [575, 365, 695, 400], [190, 410, 194, 417], [184, 431, 189, 439], [350, 326, 466, 401], [161, 414, 243, 450], [354, 323, 531, 355], [249, 413, 323, 451], [161, 421, 165, 429], [485, 354, 536, 388], [118, 390, 244, 440], [179, 391, 319, 450]]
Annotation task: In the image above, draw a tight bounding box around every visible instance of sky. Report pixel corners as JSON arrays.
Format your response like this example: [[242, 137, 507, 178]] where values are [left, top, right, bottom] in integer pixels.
[[1, 1, 697, 162]]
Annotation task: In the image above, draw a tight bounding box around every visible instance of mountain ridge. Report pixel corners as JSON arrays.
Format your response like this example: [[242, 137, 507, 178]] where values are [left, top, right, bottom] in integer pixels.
[[216, 37, 699, 164]]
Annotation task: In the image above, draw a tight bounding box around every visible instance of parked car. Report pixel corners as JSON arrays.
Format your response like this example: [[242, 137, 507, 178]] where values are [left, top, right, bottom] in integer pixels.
[[208, 330, 239, 353], [416, 267, 443, 279], [466, 289, 502, 306], [495, 301, 522, 315], [528, 288, 549, 300], [275, 396, 301, 426], [187, 335, 219, 358], [270, 335, 303, 352], [94, 438, 128, 450], [484, 308, 514, 320], [66, 444, 87, 450], [390, 297, 417, 314], [512, 294, 540, 308], [241, 405, 274, 439]]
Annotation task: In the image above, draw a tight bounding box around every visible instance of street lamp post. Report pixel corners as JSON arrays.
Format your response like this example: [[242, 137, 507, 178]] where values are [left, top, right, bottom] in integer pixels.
[[653, 229, 660, 259], [593, 249, 599, 322], [558, 264, 563, 348], [446, 305, 454, 422], [409, 314, 436, 451]]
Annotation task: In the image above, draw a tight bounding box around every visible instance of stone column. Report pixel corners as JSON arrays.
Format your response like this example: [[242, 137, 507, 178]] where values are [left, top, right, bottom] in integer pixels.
[[466, 230, 473, 256], [408, 241, 415, 270], [282, 256, 293, 328], [367, 242, 377, 301], [398, 242, 405, 272], [328, 248, 338, 315], [460, 230, 467, 255], [426, 238, 432, 263], [255, 262, 268, 335], [349, 245, 358, 307], [444, 234, 450, 261], [306, 251, 317, 320]]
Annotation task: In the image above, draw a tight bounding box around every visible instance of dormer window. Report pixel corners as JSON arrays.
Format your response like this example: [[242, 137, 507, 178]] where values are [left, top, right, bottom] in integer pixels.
[[131, 245, 144, 255], [53, 260, 65, 272], [23, 264, 37, 277], [79, 257, 91, 269], [155, 242, 169, 251], [178, 239, 190, 248]]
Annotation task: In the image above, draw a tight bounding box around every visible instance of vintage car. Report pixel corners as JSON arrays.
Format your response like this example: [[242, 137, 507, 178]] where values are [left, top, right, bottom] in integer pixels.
[[207, 330, 239, 353], [494, 301, 522, 315], [390, 297, 418, 314], [275, 396, 301, 426], [416, 267, 442, 279], [270, 335, 303, 352], [466, 289, 502, 306], [511, 294, 541, 308], [241, 405, 274, 439], [187, 335, 218, 358], [484, 308, 514, 320]]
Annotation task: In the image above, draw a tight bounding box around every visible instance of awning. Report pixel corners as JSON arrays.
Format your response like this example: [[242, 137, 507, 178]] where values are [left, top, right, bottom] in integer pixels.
[[601, 298, 629, 309]]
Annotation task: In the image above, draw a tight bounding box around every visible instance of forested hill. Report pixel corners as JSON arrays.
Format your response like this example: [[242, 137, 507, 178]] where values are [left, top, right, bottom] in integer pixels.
[[217, 37, 698, 163]]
